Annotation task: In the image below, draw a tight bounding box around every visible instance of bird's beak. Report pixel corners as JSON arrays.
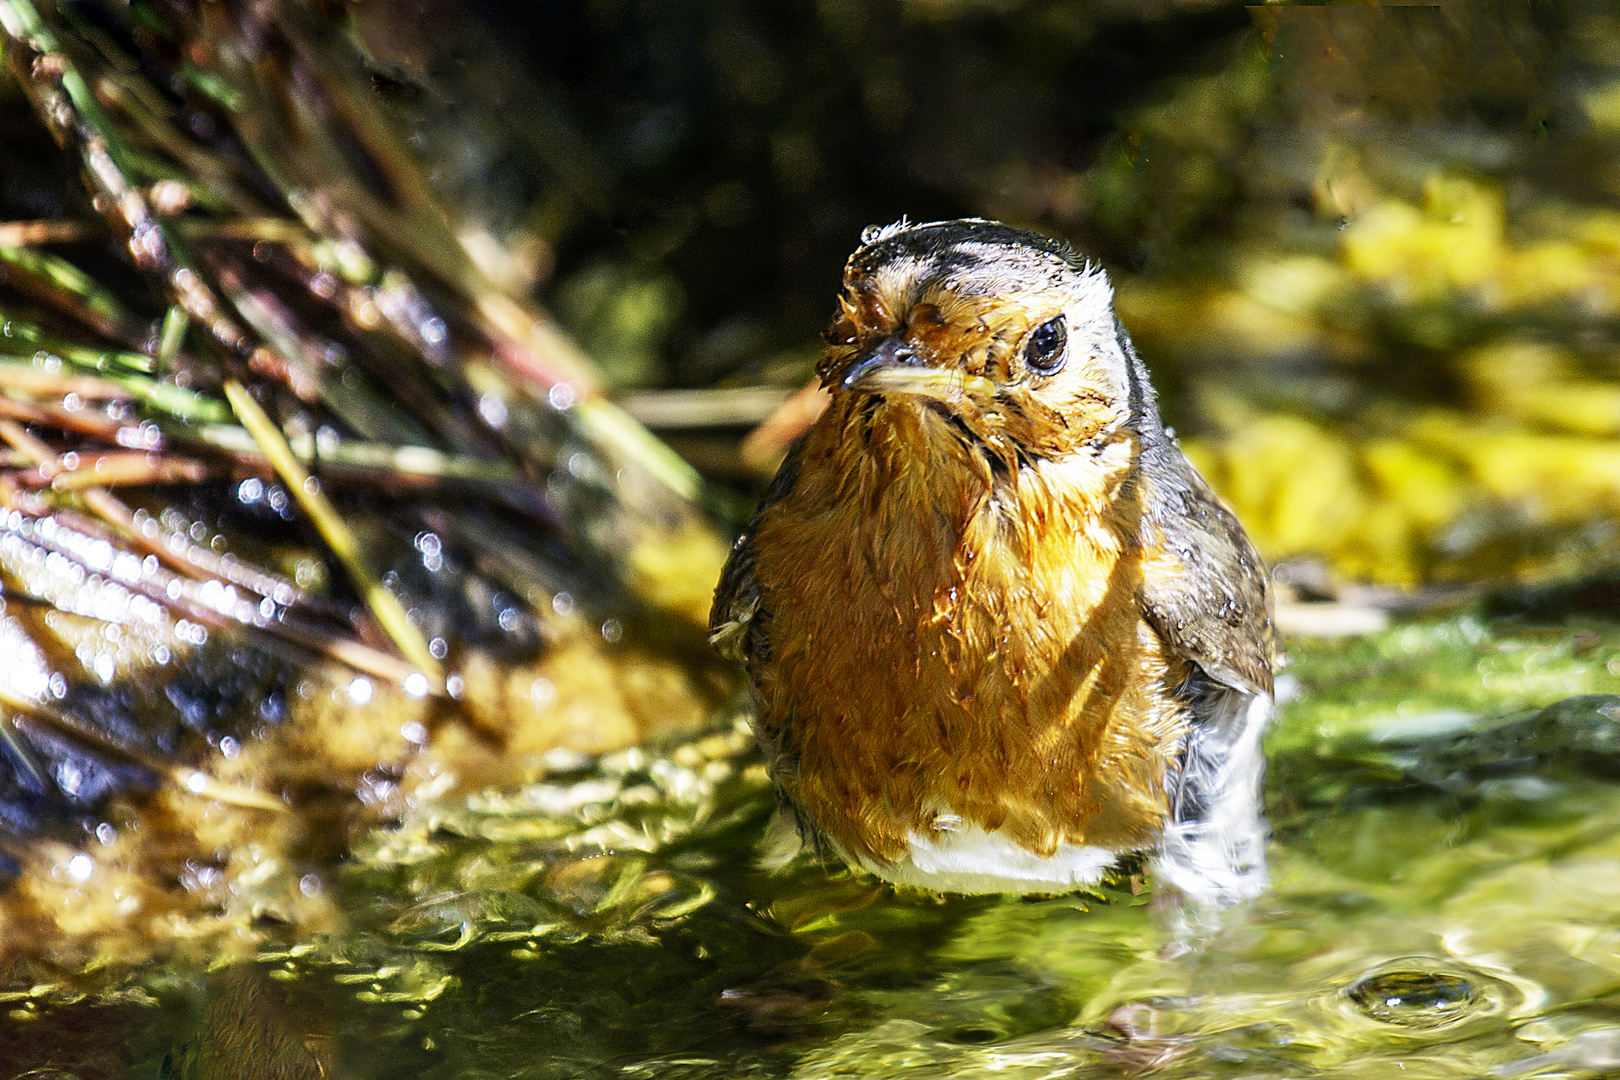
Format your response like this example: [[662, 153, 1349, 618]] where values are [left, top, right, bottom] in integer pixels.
[[839, 335, 996, 402]]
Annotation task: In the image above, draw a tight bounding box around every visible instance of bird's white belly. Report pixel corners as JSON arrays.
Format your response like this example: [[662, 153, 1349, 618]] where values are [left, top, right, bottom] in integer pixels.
[[858, 819, 1121, 895]]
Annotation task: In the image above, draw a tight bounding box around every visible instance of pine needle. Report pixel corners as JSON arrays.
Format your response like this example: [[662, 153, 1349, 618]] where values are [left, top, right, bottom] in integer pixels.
[[0, 685, 287, 812], [0, 711, 48, 793], [222, 379, 443, 687], [191, 424, 519, 484], [156, 307, 188, 369]]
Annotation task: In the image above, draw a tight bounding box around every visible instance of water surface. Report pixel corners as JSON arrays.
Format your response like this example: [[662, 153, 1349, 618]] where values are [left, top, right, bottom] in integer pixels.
[[7, 612, 1620, 1079]]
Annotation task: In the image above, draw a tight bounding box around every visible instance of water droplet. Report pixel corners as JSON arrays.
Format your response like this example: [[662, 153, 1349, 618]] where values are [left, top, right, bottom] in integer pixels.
[[478, 393, 508, 428], [66, 854, 93, 881], [348, 677, 374, 704], [58, 761, 83, 796]]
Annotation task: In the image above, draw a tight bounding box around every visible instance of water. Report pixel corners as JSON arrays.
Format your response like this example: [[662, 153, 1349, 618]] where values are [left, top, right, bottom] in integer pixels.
[[5, 612, 1620, 1078]]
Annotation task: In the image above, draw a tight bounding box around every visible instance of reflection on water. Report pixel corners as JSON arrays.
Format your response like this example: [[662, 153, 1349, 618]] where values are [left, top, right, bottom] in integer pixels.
[[5, 614, 1620, 1078]]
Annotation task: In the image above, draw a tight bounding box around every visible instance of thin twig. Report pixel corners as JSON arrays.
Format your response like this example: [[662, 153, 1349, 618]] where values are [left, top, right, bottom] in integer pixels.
[[0, 394, 129, 446], [190, 424, 519, 483], [617, 386, 795, 430], [44, 452, 210, 490], [92, 74, 265, 218], [0, 246, 148, 347], [0, 362, 132, 401], [0, 220, 99, 247]]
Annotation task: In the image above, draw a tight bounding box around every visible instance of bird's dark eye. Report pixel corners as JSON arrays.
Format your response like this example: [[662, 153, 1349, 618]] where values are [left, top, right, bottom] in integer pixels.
[[1022, 316, 1067, 376]]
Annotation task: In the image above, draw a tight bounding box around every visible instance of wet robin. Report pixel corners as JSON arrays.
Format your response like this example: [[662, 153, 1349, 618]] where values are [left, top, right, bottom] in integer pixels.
[[711, 219, 1274, 903]]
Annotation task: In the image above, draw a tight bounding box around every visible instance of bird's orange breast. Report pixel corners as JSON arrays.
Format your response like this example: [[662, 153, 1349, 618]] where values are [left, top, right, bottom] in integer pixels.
[[750, 397, 1187, 866]]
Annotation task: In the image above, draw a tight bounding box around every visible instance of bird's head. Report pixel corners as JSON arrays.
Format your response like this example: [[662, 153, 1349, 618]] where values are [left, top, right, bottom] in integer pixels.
[[818, 218, 1146, 459]]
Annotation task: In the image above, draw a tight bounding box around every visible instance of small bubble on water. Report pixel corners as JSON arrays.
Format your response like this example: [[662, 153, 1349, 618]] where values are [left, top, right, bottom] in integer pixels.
[[1347, 964, 1479, 1029]]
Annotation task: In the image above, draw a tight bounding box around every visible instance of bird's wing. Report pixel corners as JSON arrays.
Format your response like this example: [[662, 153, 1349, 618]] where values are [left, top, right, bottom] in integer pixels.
[[1136, 444, 1275, 697], [709, 535, 761, 664], [708, 441, 804, 667], [1136, 444, 1276, 905]]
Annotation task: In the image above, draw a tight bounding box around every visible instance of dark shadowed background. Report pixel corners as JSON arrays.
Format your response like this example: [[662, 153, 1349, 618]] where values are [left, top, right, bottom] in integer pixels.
[[352, 0, 1620, 588]]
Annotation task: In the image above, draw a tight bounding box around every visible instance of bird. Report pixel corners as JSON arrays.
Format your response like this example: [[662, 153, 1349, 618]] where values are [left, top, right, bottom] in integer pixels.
[[710, 218, 1275, 904]]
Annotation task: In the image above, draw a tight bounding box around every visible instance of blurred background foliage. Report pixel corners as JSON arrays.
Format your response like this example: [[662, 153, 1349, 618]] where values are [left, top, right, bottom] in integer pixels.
[[351, 0, 1620, 589]]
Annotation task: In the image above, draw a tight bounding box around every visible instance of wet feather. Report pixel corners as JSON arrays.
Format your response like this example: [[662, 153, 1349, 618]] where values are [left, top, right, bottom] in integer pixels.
[[713, 219, 1275, 901]]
